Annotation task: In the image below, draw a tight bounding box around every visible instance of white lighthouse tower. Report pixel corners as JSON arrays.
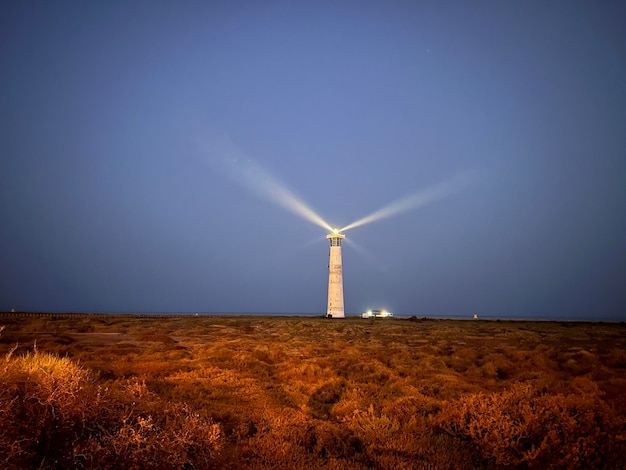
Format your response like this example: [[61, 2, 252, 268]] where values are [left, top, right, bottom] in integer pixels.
[[326, 230, 346, 318]]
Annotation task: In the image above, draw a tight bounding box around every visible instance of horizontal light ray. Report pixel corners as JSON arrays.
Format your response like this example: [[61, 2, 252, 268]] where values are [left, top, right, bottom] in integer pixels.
[[340, 172, 475, 232], [203, 134, 334, 232]]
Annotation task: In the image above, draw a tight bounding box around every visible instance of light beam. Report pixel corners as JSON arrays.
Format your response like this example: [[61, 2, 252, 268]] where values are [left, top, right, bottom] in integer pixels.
[[203, 134, 334, 232], [339, 172, 475, 232]]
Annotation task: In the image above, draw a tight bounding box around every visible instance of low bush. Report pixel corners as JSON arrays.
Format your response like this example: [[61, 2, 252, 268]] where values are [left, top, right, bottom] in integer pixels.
[[434, 382, 622, 468], [308, 381, 346, 419], [2, 316, 625, 469], [0, 346, 222, 469]]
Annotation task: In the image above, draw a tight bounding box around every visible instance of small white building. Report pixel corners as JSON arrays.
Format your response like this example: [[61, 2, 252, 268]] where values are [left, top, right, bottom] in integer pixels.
[[362, 309, 393, 318]]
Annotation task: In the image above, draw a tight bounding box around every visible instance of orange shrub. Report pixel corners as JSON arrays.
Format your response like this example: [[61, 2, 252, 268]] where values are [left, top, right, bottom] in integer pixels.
[[434, 382, 622, 468], [0, 346, 222, 469]]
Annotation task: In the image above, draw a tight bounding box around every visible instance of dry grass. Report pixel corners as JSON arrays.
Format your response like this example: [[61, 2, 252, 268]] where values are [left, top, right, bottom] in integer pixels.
[[1, 315, 625, 468]]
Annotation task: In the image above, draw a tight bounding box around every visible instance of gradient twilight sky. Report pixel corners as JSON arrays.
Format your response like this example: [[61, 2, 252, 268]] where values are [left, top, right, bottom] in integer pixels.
[[1, 1, 625, 318]]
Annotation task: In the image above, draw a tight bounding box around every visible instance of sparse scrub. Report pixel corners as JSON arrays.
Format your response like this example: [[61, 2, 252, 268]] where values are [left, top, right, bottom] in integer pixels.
[[79, 402, 221, 469], [434, 382, 622, 468], [308, 380, 346, 419], [0, 347, 95, 468], [0, 344, 222, 469], [1, 316, 625, 468]]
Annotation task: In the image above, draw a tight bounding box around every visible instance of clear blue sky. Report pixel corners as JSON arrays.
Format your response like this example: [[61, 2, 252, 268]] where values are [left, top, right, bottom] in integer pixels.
[[1, 1, 624, 318]]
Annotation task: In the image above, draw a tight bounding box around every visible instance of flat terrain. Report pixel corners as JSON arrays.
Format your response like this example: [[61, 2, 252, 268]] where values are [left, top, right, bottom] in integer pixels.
[[1, 314, 625, 468]]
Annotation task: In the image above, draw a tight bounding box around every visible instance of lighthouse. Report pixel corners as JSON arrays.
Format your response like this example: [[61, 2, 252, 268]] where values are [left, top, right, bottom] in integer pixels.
[[326, 230, 346, 318]]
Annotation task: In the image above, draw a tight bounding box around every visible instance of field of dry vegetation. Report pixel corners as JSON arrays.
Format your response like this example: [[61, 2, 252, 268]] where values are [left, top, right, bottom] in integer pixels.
[[1, 313, 625, 469]]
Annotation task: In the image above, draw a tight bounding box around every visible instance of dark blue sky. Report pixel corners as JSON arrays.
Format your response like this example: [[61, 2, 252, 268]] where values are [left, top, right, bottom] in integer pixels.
[[1, 1, 625, 318]]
